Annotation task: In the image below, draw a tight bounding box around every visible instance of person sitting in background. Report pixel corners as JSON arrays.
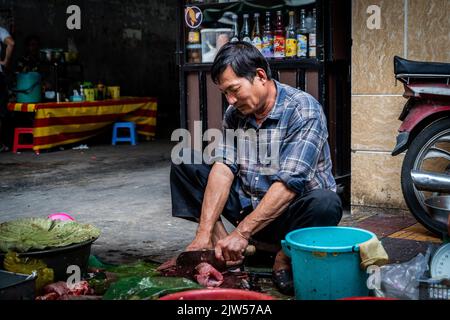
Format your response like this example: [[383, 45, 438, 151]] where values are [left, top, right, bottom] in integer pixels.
[[17, 35, 41, 73], [0, 26, 15, 152]]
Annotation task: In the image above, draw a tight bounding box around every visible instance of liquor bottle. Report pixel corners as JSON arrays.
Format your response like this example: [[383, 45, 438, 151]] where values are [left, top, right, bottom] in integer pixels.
[[296, 9, 308, 58], [240, 14, 251, 43], [261, 12, 274, 58], [231, 14, 239, 42], [187, 28, 201, 63], [273, 10, 285, 59], [187, 28, 200, 44], [285, 11, 297, 58], [305, 9, 313, 31], [308, 8, 317, 58], [80, 84, 85, 101], [251, 13, 262, 52]]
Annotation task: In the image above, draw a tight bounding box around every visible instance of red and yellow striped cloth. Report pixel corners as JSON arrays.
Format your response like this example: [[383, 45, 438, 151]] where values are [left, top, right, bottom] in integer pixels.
[[8, 97, 157, 151]]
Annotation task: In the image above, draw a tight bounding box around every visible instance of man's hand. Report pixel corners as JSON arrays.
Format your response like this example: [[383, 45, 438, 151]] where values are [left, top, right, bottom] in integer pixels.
[[215, 231, 249, 266], [157, 235, 213, 273], [186, 236, 214, 252], [0, 60, 8, 67]]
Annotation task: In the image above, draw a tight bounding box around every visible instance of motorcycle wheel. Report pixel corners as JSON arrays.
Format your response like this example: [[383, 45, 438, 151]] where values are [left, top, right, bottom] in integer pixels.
[[401, 117, 450, 236]]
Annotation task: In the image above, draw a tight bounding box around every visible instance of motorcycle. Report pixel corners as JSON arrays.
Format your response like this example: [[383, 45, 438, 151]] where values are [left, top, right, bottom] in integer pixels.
[[392, 56, 450, 235]]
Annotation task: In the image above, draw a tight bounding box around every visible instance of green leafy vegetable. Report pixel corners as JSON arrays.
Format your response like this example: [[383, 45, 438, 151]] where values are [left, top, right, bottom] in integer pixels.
[[0, 218, 100, 253]]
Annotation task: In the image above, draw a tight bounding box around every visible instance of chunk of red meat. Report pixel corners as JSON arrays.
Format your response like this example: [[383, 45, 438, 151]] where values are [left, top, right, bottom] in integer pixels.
[[36, 281, 93, 300], [43, 282, 70, 296], [35, 292, 59, 301], [195, 262, 224, 287], [69, 281, 91, 296], [157, 257, 179, 277]]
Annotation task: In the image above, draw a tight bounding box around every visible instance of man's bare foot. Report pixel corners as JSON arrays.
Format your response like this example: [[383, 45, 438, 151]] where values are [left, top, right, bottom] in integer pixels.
[[272, 250, 294, 296], [273, 250, 291, 271]]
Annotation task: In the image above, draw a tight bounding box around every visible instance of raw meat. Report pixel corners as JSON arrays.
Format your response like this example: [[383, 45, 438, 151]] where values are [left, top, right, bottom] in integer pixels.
[[36, 281, 93, 300], [156, 257, 179, 277], [195, 262, 224, 287]]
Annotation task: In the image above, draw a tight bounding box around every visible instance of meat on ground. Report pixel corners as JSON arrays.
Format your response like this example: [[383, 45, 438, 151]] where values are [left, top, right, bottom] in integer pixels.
[[195, 262, 224, 287], [36, 281, 93, 300]]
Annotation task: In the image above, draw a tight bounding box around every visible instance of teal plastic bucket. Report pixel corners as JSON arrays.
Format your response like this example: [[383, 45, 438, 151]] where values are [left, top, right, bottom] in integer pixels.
[[16, 72, 41, 103], [281, 227, 376, 300]]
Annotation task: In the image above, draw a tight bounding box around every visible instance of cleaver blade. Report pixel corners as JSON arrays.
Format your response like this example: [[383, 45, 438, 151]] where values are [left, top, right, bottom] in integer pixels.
[[175, 249, 227, 278]]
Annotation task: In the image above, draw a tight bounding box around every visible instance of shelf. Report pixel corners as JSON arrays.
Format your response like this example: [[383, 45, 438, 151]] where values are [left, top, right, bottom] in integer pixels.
[[182, 58, 321, 71], [185, 0, 314, 14], [185, 1, 242, 10]]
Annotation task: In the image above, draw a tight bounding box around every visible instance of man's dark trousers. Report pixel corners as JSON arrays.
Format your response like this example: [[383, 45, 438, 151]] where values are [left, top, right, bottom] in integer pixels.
[[170, 160, 343, 246]]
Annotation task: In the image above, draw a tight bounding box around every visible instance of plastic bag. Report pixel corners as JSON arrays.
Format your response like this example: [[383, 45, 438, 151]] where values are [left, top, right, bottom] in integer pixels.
[[375, 246, 433, 300], [88, 256, 201, 299], [87, 255, 161, 295], [102, 276, 202, 300]]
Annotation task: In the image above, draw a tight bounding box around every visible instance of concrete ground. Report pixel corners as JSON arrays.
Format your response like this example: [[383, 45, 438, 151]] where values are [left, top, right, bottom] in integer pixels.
[[0, 139, 439, 267], [0, 140, 199, 264], [2, 141, 446, 301]]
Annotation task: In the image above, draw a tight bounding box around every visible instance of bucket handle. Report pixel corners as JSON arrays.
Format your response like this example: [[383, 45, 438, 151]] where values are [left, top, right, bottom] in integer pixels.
[[12, 80, 41, 94], [281, 240, 292, 258]]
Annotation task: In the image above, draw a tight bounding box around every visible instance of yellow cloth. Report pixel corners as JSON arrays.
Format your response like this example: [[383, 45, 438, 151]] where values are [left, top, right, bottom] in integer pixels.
[[359, 237, 389, 270]]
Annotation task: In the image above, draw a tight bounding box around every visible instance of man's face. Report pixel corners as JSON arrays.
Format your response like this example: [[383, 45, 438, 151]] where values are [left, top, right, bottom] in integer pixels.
[[217, 66, 267, 116]]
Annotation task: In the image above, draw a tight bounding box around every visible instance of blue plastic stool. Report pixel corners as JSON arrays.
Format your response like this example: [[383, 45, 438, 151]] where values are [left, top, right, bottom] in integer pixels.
[[112, 122, 137, 146]]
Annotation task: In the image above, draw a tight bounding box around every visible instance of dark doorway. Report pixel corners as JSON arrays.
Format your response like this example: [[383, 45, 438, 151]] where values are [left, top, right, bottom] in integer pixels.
[[324, 0, 352, 210]]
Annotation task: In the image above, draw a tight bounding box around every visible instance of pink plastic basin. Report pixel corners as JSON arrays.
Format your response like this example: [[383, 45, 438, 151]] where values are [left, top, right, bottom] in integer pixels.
[[48, 213, 75, 221], [159, 289, 276, 300]]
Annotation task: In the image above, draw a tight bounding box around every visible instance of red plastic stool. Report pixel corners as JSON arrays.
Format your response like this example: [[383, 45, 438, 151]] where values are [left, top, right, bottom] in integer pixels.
[[13, 128, 34, 153]]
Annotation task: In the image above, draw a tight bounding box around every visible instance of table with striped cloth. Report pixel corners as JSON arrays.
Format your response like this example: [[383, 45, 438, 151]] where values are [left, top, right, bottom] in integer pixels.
[[7, 97, 157, 151]]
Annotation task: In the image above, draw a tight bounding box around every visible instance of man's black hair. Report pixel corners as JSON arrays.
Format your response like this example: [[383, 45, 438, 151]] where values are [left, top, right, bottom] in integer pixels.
[[211, 41, 272, 84]]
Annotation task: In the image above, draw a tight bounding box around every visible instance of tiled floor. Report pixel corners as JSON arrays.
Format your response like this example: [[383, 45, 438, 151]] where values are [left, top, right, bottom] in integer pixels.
[[389, 224, 442, 243], [248, 209, 447, 300], [342, 209, 443, 264]]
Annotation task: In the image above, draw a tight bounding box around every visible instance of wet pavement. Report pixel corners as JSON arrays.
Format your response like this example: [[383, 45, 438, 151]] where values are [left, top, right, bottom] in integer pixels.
[[0, 139, 444, 299]]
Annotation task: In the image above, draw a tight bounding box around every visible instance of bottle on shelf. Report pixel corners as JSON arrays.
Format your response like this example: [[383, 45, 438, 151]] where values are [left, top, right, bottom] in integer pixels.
[[296, 9, 308, 58], [231, 14, 240, 42], [305, 9, 313, 31], [97, 82, 105, 100], [187, 27, 202, 63], [285, 11, 297, 58], [240, 14, 251, 43], [80, 84, 85, 101], [273, 10, 285, 59], [187, 28, 200, 45], [251, 13, 262, 52], [261, 11, 274, 58], [308, 8, 317, 58]]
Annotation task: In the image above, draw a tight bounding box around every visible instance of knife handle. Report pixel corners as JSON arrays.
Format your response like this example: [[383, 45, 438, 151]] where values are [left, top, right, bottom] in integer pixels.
[[244, 245, 256, 257]]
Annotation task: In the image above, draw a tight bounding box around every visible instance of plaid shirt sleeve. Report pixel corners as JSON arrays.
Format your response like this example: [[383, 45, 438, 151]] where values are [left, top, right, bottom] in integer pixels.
[[210, 106, 239, 175], [271, 98, 329, 194]]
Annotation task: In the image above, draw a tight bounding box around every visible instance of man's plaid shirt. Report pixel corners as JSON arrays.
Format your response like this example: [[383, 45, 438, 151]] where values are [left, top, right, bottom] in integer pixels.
[[213, 80, 336, 210]]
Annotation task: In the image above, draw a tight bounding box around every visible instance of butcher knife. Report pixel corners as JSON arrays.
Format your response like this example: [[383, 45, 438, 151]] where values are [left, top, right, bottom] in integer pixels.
[[175, 245, 256, 278]]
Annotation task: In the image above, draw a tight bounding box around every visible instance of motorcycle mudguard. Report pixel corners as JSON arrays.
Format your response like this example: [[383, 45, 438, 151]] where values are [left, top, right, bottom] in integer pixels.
[[392, 103, 450, 156], [392, 132, 410, 156]]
